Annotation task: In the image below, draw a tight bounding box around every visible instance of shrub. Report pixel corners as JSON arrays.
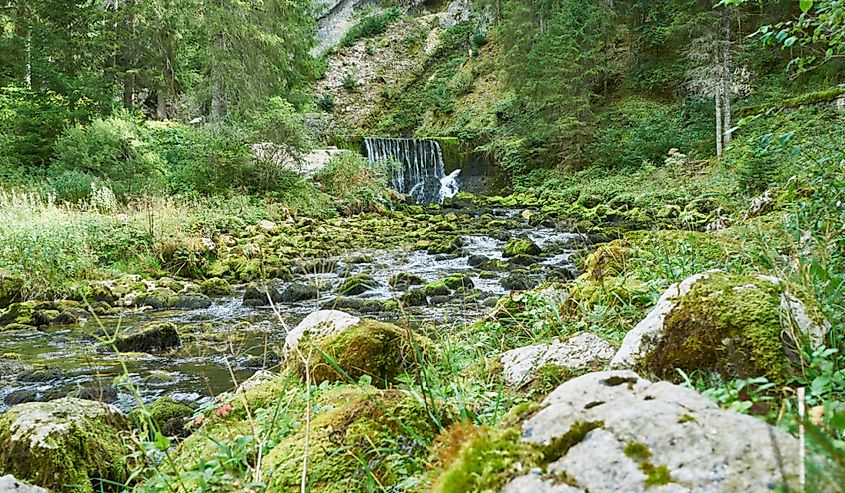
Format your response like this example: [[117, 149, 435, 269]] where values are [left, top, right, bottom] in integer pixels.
[[588, 98, 709, 169], [0, 86, 79, 169], [342, 71, 360, 92], [316, 93, 335, 111], [340, 7, 402, 47], [51, 111, 165, 200], [50, 170, 106, 203], [314, 153, 392, 214]]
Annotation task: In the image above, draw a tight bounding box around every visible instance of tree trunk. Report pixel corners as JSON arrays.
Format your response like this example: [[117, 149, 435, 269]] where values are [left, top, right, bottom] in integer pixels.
[[156, 92, 167, 120], [715, 90, 723, 159], [210, 28, 227, 121], [123, 72, 136, 109], [721, 8, 732, 145], [15, 3, 31, 88]]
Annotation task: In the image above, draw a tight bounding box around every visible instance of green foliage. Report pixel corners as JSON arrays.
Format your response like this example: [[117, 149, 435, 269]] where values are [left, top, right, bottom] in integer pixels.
[[589, 98, 711, 169], [314, 153, 392, 214], [317, 93, 336, 111], [341, 7, 403, 47], [51, 112, 165, 201], [342, 71, 360, 92]]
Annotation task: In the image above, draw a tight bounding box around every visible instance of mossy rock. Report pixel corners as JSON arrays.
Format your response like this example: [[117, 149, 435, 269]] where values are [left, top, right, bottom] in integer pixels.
[[303, 319, 428, 387], [143, 397, 194, 438], [0, 302, 36, 327], [199, 277, 234, 296], [427, 237, 464, 255], [442, 273, 474, 290], [422, 281, 451, 297], [133, 288, 180, 310], [115, 322, 182, 353], [581, 239, 630, 281], [261, 387, 442, 493], [388, 272, 425, 290], [503, 238, 541, 257], [337, 273, 380, 296], [0, 398, 128, 493]]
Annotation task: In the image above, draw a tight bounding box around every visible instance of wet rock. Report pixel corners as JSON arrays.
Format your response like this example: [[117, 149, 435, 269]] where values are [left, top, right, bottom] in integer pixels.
[[429, 295, 450, 305], [467, 254, 489, 267], [502, 371, 802, 493], [610, 271, 830, 381], [172, 293, 213, 310], [243, 284, 284, 306], [0, 302, 35, 327], [400, 288, 427, 307], [336, 273, 380, 296], [500, 333, 615, 386], [427, 237, 464, 255], [503, 238, 541, 257], [283, 310, 426, 386], [345, 254, 373, 264], [16, 366, 64, 383], [508, 254, 540, 267], [501, 271, 538, 291], [389, 272, 425, 291], [279, 282, 320, 302], [4, 390, 44, 406], [115, 322, 181, 353], [0, 398, 128, 493], [422, 281, 451, 297], [0, 475, 48, 493], [70, 385, 119, 404], [0, 355, 26, 380], [442, 273, 474, 290], [134, 288, 179, 310], [199, 277, 234, 296]]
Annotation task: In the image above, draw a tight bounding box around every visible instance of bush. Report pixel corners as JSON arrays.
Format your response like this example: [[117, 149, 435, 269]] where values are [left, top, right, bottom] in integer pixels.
[[314, 153, 392, 214], [316, 93, 335, 111], [51, 112, 165, 200], [340, 7, 403, 47], [588, 98, 709, 169], [50, 170, 106, 203], [342, 71, 360, 92]]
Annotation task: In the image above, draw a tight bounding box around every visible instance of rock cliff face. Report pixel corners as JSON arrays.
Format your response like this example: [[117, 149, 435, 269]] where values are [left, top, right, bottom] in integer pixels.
[[314, 0, 376, 55]]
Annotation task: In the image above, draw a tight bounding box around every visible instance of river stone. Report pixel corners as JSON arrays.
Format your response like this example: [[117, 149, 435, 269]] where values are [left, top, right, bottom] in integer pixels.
[[115, 322, 181, 353], [500, 333, 615, 386], [243, 283, 284, 306], [0, 398, 128, 493], [388, 272, 425, 291], [501, 271, 538, 291], [503, 238, 541, 257], [280, 282, 320, 302], [336, 273, 380, 296], [0, 475, 48, 493], [283, 310, 361, 358], [504, 371, 800, 493], [610, 271, 830, 381]]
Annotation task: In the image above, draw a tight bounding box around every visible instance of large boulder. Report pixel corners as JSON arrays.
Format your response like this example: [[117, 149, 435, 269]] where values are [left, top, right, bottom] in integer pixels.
[[503, 238, 541, 257], [502, 371, 801, 492], [336, 273, 380, 296], [0, 475, 48, 493], [610, 271, 829, 381], [115, 322, 182, 353], [283, 310, 425, 387], [500, 333, 616, 386], [0, 398, 128, 493]]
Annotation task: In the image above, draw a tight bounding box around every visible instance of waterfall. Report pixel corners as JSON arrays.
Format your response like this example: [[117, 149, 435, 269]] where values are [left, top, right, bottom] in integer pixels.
[[363, 137, 459, 203]]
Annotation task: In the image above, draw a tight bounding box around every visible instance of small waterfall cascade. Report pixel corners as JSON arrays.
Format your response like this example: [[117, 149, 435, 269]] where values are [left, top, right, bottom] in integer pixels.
[[364, 137, 460, 203]]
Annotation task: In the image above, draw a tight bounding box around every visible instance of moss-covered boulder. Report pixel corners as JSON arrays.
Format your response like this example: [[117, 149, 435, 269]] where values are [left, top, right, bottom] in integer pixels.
[[0, 398, 128, 493], [261, 387, 441, 492], [427, 237, 464, 255], [389, 272, 425, 291], [115, 322, 182, 353], [442, 273, 474, 290], [0, 302, 35, 327], [336, 273, 380, 296], [199, 277, 234, 296], [503, 238, 541, 257], [610, 271, 830, 382], [284, 310, 426, 387], [143, 397, 194, 438]]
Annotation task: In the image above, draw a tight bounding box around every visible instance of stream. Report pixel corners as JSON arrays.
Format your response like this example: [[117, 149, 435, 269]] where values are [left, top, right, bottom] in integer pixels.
[[0, 211, 586, 413]]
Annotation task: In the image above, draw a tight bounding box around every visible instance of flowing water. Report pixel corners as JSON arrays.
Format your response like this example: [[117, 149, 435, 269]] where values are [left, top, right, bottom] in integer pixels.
[[0, 212, 586, 413], [364, 137, 459, 203]]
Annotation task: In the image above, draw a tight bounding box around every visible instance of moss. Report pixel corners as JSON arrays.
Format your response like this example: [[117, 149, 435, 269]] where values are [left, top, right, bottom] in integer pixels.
[[581, 239, 630, 281], [641, 462, 672, 486], [0, 398, 128, 493], [337, 273, 379, 296], [423, 281, 451, 297], [503, 238, 541, 257], [262, 388, 439, 493], [0, 301, 36, 326], [305, 319, 426, 387], [199, 277, 234, 296], [147, 397, 194, 436], [432, 427, 541, 493], [442, 273, 474, 290], [647, 272, 792, 382], [623, 442, 653, 461], [677, 414, 697, 424], [541, 421, 604, 463]]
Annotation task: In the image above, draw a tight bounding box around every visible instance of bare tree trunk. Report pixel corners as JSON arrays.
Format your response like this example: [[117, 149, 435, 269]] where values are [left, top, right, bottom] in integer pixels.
[[156, 92, 167, 120], [721, 8, 732, 145], [715, 90, 723, 159], [123, 72, 136, 109], [210, 29, 227, 121], [15, 3, 31, 88]]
